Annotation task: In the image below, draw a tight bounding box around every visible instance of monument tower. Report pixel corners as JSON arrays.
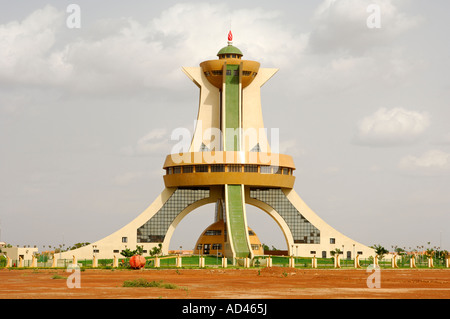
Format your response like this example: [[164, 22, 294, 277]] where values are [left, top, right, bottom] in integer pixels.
[[61, 32, 374, 262]]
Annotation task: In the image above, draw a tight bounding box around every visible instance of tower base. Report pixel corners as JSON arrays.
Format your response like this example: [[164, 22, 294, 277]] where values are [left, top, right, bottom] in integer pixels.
[[59, 185, 374, 262]]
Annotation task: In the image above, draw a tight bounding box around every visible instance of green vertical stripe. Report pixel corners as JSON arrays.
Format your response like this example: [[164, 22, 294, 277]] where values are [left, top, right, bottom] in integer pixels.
[[224, 64, 240, 151], [226, 185, 250, 258]]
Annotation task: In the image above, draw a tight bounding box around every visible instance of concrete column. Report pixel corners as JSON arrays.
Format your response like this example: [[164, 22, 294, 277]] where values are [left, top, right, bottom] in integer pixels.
[[51, 255, 57, 268], [31, 255, 37, 268], [312, 256, 317, 268], [155, 257, 160, 268], [267, 257, 272, 268], [334, 255, 340, 268], [244, 257, 250, 268], [392, 255, 398, 268], [446, 257, 449, 268], [222, 257, 227, 268], [113, 255, 118, 268], [374, 255, 379, 267], [92, 255, 98, 268], [6, 256, 12, 268], [289, 257, 295, 268], [428, 257, 433, 268], [410, 255, 416, 268], [354, 254, 361, 268], [18, 256, 24, 268], [199, 257, 205, 268], [176, 256, 182, 268]]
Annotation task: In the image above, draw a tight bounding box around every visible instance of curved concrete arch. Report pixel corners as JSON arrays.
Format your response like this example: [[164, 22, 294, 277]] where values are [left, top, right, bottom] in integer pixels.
[[162, 198, 218, 255], [245, 196, 294, 255]]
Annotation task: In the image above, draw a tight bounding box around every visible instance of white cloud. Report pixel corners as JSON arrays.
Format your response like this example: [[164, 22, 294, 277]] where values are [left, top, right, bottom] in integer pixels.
[[399, 150, 450, 174], [355, 107, 430, 146], [121, 128, 172, 157], [0, 3, 307, 95], [0, 5, 70, 85], [309, 0, 422, 54]]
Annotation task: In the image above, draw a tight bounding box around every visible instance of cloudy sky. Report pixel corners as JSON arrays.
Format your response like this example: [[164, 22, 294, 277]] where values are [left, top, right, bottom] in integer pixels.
[[1, 0, 449, 253]]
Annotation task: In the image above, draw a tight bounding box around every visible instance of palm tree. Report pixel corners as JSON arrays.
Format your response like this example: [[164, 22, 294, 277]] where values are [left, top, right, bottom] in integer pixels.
[[330, 248, 342, 257], [372, 244, 388, 261]]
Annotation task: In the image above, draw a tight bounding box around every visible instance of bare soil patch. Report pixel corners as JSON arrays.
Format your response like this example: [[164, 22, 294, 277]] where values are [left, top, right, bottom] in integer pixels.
[[0, 267, 449, 299]]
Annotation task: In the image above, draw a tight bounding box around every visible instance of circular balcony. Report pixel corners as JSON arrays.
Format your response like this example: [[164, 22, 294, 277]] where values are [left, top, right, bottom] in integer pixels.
[[163, 152, 296, 189]]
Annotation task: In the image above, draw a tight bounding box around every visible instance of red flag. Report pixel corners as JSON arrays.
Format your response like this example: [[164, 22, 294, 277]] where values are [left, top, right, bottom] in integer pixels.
[[228, 31, 233, 42]]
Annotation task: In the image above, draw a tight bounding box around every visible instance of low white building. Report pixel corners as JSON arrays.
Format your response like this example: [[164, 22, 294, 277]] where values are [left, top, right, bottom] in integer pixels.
[[2, 246, 38, 261]]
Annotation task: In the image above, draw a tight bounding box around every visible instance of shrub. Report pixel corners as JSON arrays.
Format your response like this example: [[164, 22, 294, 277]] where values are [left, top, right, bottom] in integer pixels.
[[122, 278, 178, 289]]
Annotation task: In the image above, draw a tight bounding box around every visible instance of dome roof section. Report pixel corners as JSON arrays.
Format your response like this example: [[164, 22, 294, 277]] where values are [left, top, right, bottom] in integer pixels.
[[217, 44, 243, 57]]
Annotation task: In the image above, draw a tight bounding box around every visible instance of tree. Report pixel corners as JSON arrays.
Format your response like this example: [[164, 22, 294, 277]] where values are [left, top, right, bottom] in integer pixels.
[[120, 248, 136, 258], [330, 248, 342, 257], [149, 243, 162, 257], [425, 248, 435, 258], [120, 245, 145, 258], [69, 242, 90, 250], [372, 244, 389, 260]]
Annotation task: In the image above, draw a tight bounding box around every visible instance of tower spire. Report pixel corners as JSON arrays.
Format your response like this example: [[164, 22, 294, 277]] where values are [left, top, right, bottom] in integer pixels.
[[228, 30, 233, 45]]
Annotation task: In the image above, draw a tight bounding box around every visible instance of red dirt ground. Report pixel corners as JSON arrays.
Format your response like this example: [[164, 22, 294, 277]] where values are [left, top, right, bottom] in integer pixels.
[[0, 267, 449, 299]]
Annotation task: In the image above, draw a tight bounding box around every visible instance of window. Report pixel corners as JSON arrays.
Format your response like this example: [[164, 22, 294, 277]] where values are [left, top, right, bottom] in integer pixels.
[[248, 230, 255, 236], [137, 188, 210, 243], [197, 244, 203, 250], [272, 166, 282, 175], [233, 70, 239, 76], [357, 251, 363, 255], [330, 238, 336, 244], [167, 168, 173, 175], [113, 250, 119, 253], [322, 251, 327, 258], [212, 244, 222, 250], [250, 188, 321, 245], [212, 70, 222, 76], [183, 166, 194, 174], [173, 167, 182, 174], [282, 168, 290, 175], [244, 165, 258, 173], [310, 251, 317, 255], [205, 230, 221, 236], [232, 54, 236, 58], [243, 71, 252, 76], [211, 165, 225, 173], [226, 70, 232, 76], [228, 164, 242, 173], [204, 71, 211, 77], [226, 54, 231, 58], [122, 237, 128, 243], [260, 166, 272, 174], [93, 249, 100, 254], [251, 245, 260, 251], [195, 165, 208, 173]]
